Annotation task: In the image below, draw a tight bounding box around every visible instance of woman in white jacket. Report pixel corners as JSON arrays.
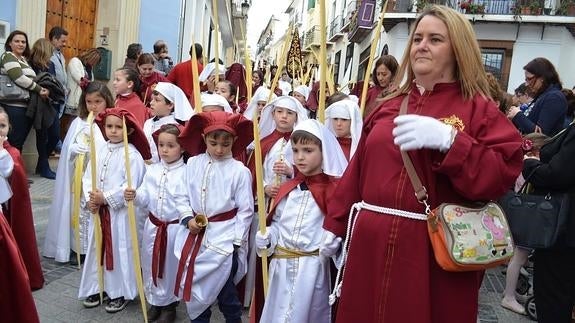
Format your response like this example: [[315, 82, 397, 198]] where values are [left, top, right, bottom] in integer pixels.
[[63, 48, 101, 137]]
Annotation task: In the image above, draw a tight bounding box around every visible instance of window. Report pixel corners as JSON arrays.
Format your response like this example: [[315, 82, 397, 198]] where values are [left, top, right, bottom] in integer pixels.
[[334, 50, 341, 84], [344, 43, 354, 76], [478, 40, 514, 91], [357, 45, 371, 81]]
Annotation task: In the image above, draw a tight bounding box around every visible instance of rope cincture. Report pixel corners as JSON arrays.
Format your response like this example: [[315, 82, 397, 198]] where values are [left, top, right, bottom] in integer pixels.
[[328, 201, 427, 305]]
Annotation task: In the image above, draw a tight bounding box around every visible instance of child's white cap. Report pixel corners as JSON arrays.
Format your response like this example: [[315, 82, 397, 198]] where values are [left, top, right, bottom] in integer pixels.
[[325, 99, 363, 158], [154, 82, 194, 121], [258, 96, 309, 139], [199, 62, 227, 82], [293, 85, 310, 101], [292, 119, 348, 177], [243, 87, 276, 120], [201, 93, 233, 113]]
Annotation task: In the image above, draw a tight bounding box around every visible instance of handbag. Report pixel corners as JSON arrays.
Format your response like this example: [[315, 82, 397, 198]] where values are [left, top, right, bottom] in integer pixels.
[[0, 54, 31, 103], [499, 167, 569, 249], [398, 96, 514, 271]]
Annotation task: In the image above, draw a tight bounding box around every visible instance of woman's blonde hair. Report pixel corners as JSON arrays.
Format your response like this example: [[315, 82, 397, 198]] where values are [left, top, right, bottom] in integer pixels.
[[393, 5, 490, 100], [29, 38, 55, 70]]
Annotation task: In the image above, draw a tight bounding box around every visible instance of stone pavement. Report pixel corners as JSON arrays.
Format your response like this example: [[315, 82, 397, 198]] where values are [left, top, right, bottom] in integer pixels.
[[28, 174, 533, 322]]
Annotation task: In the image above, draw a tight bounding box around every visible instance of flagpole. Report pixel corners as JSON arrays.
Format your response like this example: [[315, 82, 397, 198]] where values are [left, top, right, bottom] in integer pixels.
[[122, 116, 148, 323], [360, 0, 388, 116]]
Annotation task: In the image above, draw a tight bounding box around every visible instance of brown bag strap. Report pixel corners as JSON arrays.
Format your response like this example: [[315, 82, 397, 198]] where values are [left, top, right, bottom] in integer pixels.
[[398, 95, 430, 208]]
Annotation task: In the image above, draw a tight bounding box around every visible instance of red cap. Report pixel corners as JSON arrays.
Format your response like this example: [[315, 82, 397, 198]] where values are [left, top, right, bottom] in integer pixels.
[[96, 108, 152, 160], [179, 111, 254, 157]]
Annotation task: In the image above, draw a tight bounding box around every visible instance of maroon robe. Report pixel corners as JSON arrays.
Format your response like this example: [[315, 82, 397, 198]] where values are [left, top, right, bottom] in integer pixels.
[[336, 137, 352, 162], [323, 83, 523, 323], [0, 210, 40, 322], [139, 71, 169, 106], [115, 92, 151, 128], [250, 172, 338, 323], [3, 142, 45, 290]]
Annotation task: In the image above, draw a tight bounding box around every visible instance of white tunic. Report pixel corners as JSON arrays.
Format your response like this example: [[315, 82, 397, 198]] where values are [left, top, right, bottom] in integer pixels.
[[78, 142, 146, 300], [172, 153, 253, 319], [43, 117, 105, 262], [0, 148, 14, 204], [262, 137, 293, 189], [143, 114, 177, 164], [134, 157, 185, 306], [259, 184, 332, 323]]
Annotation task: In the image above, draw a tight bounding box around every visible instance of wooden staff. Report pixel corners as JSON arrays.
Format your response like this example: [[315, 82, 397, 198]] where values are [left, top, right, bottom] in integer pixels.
[[251, 103, 269, 296], [318, 0, 328, 122], [122, 116, 148, 323], [360, 0, 388, 116], [267, 25, 293, 103], [191, 36, 203, 113], [88, 111, 104, 301], [242, 24, 253, 104], [212, 0, 221, 83]]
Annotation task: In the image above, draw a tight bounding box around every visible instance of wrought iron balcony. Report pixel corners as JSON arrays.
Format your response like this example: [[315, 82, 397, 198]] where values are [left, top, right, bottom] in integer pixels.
[[329, 15, 345, 41]]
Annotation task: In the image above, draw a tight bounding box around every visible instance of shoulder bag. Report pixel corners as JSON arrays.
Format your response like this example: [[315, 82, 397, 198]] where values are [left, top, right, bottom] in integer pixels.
[[499, 167, 570, 249], [0, 53, 31, 103], [399, 95, 514, 271]]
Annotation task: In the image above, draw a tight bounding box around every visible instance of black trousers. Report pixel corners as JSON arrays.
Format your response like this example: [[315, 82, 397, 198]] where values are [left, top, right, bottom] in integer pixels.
[[534, 247, 575, 323]]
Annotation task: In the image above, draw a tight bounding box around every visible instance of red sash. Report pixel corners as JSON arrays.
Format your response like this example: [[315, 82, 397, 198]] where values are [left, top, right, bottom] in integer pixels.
[[148, 213, 179, 286], [174, 208, 238, 301], [98, 206, 113, 271]]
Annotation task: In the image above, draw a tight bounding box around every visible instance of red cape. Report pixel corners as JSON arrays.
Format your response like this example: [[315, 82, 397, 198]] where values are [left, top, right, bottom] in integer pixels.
[[0, 211, 40, 322], [3, 142, 45, 290]]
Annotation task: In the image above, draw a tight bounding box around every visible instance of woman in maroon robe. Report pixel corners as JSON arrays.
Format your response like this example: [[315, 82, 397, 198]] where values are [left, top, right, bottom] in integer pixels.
[[322, 6, 523, 323], [3, 140, 45, 290], [0, 209, 40, 322], [137, 53, 169, 107]]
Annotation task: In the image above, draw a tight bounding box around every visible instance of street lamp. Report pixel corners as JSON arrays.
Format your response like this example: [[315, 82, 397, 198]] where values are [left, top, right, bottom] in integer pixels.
[[241, 0, 250, 17]]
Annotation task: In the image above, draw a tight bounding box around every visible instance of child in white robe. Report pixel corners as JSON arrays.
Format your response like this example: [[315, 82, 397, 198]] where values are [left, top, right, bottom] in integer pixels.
[[43, 82, 112, 264], [143, 82, 193, 164], [173, 111, 254, 322], [255, 119, 348, 323], [124, 124, 186, 322], [78, 108, 151, 313]]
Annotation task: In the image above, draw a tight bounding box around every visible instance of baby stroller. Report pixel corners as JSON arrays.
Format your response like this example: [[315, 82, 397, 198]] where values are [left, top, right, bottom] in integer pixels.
[[514, 266, 537, 320]]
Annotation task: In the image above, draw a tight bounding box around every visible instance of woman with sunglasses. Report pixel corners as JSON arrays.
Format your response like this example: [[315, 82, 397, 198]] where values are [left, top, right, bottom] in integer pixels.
[[507, 57, 567, 136]]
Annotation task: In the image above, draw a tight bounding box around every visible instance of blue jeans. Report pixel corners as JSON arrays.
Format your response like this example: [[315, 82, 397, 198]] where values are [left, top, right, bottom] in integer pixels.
[[191, 250, 242, 323], [3, 104, 32, 152]]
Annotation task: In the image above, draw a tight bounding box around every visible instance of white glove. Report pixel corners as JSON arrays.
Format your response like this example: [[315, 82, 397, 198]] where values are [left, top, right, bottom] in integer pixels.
[[392, 115, 454, 152], [320, 231, 342, 257], [255, 230, 271, 250], [70, 142, 89, 155]]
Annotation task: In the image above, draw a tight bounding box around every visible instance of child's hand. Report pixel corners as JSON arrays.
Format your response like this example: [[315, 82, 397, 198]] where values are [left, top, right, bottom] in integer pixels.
[[124, 188, 136, 201], [188, 218, 202, 235], [89, 190, 106, 207], [206, 75, 216, 92], [264, 184, 279, 198], [88, 200, 100, 213], [273, 161, 293, 177]]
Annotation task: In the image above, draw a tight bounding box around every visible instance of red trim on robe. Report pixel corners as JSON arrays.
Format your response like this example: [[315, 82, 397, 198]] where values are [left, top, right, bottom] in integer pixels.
[[2, 142, 45, 290], [0, 211, 40, 323], [336, 137, 352, 162], [115, 92, 151, 128]]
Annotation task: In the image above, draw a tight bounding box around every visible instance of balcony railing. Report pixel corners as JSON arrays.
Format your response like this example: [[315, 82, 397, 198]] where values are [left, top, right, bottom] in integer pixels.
[[386, 0, 574, 16], [303, 25, 321, 49], [342, 1, 359, 31], [329, 15, 344, 41]]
